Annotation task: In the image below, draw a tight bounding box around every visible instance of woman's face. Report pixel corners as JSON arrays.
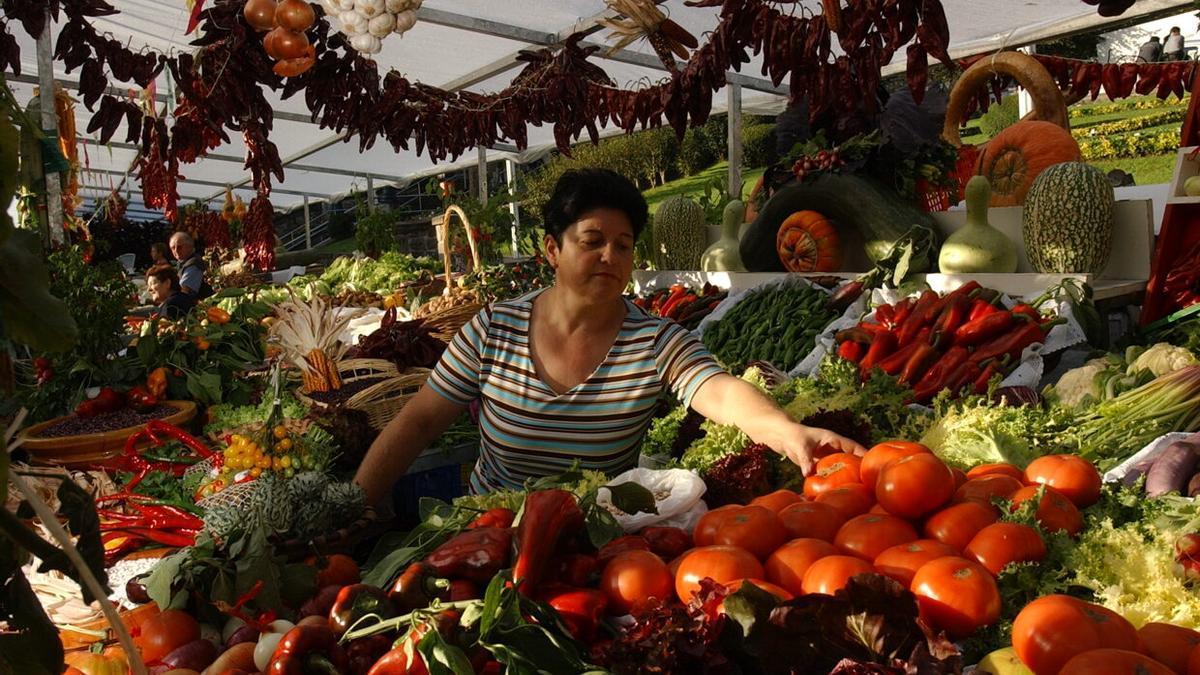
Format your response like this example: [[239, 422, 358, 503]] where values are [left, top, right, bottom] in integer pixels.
[[148, 275, 172, 303], [545, 208, 635, 299]]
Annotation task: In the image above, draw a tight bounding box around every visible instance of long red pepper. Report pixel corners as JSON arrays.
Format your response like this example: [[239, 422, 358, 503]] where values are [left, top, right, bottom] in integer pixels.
[[838, 341, 865, 363], [899, 343, 941, 385], [932, 295, 970, 348], [875, 304, 896, 328], [859, 331, 897, 377], [972, 362, 1003, 394], [892, 297, 915, 327], [513, 490, 584, 595], [955, 311, 1016, 347], [878, 328, 931, 376]]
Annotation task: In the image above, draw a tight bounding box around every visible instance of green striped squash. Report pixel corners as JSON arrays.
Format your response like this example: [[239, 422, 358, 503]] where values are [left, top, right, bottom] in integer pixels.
[[1022, 162, 1115, 274], [652, 196, 708, 270]]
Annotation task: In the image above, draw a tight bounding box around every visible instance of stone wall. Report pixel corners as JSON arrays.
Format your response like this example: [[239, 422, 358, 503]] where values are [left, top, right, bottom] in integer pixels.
[[393, 217, 440, 258]]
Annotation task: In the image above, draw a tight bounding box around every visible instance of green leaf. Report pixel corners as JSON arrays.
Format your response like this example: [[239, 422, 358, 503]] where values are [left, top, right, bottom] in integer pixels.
[[279, 562, 317, 609], [419, 497, 453, 522], [361, 545, 421, 589], [145, 549, 187, 608], [417, 629, 476, 675], [721, 583, 778, 637], [603, 482, 658, 515], [234, 526, 284, 612], [136, 330, 160, 367], [478, 573, 508, 637], [0, 230, 77, 352], [892, 245, 913, 287], [583, 504, 624, 550]]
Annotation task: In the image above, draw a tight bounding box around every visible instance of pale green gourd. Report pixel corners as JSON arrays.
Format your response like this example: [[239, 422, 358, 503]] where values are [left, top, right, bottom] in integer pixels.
[[700, 200, 747, 272], [937, 175, 1018, 273]]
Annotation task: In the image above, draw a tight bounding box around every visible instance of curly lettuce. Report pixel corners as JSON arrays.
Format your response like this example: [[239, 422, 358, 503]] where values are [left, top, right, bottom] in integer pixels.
[[919, 395, 1076, 470]]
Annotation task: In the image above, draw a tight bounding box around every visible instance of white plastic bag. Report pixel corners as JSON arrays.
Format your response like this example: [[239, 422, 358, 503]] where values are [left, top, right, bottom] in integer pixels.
[[596, 468, 707, 532]]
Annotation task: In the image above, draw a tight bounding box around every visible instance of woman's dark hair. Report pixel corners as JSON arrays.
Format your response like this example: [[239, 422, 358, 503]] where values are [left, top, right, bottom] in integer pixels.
[[150, 241, 170, 261], [147, 264, 181, 292], [541, 168, 648, 243]]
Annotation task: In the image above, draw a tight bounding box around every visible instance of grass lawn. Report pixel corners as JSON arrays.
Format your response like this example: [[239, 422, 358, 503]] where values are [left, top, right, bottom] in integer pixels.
[[643, 161, 767, 214], [1088, 153, 1176, 185], [312, 236, 358, 254]]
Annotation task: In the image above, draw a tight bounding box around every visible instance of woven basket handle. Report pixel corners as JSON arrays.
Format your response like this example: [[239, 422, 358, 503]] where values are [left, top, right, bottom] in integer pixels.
[[942, 51, 1070, 147], [435, 205, 482, 294]]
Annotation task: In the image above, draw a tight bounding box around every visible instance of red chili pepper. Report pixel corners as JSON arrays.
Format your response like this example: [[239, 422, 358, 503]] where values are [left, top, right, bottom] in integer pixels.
[[945, 361, 982, 395], [910, 346, 970, 403], [656, 285, 690, 317], [955, 311, 1016, 347], [969, 318, 1060, 365], [874, 303, 896, 328], [466, 508, 515, 530], [877, 328, 931, 376], [932, 295, 970, 348], [1011, 303, 1040, 321], [101, 526, 197, 548], [892, 297, 915, 327], [967, 294, 1002, 322], [513, 490, 584, 595], [972, 362, 1003, 394], [859, 330, 897, 376], [837, 340, 865, 363], [835, 326, 879, 344], [897, 291, 939, 346], [899, 343, 941, 385]]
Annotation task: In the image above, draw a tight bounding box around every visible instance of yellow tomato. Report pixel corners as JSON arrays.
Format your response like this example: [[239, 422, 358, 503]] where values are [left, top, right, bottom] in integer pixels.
[[251, 467, 263, 477], [276, 438, 293, 451], [273, 425, 288, 440], [280, 455, 293, 469]]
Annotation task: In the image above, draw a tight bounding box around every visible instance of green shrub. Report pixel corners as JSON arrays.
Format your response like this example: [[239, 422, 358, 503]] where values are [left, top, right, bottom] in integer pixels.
[[699, 115, 728, 161], [354, 208, 401, 257], [978, 96, 1019, 138], [678, 128, 717, 175], [742, 123, 777, 168]]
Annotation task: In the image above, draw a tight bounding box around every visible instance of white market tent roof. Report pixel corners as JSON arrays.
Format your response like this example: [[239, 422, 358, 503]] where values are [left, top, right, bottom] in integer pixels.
[[7, 0, 1194, 214]]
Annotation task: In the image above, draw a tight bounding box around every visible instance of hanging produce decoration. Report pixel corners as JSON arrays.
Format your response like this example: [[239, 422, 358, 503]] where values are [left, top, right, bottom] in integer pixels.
[[320, 0, 423, 57], [243, 194, 276, 271], [245, 0, 318, 77], [597, 0, 698, 74]]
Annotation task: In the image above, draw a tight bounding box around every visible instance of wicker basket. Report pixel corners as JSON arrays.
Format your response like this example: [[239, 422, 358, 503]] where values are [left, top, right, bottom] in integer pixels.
[[423, 302, 485, 342], [273, 505, 389, 562], [296, 359, 430, 431]]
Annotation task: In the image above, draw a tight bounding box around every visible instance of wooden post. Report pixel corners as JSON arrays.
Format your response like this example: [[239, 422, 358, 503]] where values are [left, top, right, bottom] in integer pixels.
[[303, 196, 312, 249], [36, 7, 64, 245], [477, 146, 488, 201], [366, 175, 376, 212], [505, 158, 519, 255], [727, 81, 743, 199]]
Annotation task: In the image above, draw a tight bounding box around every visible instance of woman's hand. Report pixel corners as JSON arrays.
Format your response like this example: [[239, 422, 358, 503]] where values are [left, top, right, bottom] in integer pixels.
[[773, 423, 867, 476]]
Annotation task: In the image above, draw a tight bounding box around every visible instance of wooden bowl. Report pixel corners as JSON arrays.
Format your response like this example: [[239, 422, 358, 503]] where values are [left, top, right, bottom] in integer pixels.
[[17, 401, 198, 467]]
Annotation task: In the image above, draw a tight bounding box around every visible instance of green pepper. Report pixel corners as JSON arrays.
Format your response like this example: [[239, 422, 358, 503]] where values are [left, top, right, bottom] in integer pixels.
[[329, 584, 395, 638]]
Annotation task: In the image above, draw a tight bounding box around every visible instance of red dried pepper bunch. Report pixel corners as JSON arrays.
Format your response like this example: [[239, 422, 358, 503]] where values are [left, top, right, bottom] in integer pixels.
[[186, 210, 233, 250], [242, 195, 275, 271], [1163, 239, 1200, 310], [136, 120, 181, 223], [345, 309, 446, 371]]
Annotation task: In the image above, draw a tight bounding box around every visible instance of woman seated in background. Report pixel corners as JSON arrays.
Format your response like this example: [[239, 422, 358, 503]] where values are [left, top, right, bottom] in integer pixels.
[[147, 264, 195, 320], [149, 241, 171, 270]]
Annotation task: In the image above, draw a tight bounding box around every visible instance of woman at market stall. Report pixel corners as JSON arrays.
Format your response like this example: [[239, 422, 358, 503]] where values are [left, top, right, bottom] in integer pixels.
[[146, 264, 195, 320], [354, 169, 864, 503]]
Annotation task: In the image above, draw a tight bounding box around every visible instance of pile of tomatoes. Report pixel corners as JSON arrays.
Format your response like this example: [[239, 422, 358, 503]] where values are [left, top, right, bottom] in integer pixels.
[[651, 441, 1103, 640]]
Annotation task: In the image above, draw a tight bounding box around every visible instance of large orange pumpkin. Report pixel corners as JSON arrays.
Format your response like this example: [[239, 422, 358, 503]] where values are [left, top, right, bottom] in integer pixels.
[[776, 210, 842, 272], [975, 120, 1080, 207]]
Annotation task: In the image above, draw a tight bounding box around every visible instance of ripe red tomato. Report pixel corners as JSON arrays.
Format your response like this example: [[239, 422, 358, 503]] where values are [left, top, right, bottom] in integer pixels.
[[804, 455, 863, 499], [778, 501, 846, 542], [765, 538, 838, 596], [834, 514, 919, 562], [923, 501, 999, 552], [1059, 649, 1173, 675], [712, 505, 789, 561], [675, 546, 765, 603], [964, 522, 1046, 576], [815, 483, 875, 519], [601, 550, 674, 615], [135, 608, 200, 664], [749, 489, 803, 514], [1009, 485, 1084, 537], [953, 475, 1023, 506], [910, 556, 1001, 639], [1137, 622, 1200, 674], [694, 505, 741, 547], [1024, 454, 1102, 508], [860, 440, 931, 489], [799, 555, 875, 595], [967, 462, 1025, 481], [1012, 595, 1140, 675], [872, 539, 958, 588], [875, 453, 956, 519]]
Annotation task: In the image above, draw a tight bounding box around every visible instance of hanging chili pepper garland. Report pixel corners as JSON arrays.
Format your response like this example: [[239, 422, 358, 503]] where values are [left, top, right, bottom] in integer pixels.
[[242, 193, 276, 272]]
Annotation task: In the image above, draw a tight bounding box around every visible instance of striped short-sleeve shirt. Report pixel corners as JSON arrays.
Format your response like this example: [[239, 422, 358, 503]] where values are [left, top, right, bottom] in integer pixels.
[[427, 289, 725, 493]]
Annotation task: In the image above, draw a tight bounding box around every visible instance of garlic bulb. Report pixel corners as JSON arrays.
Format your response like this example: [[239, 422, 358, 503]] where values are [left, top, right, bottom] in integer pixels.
[[384, 0, 407, 11], [349, 32, 382, 54], [339, 10, 367, 35], [368, 12, 396, 38], [393, 9, 417, 34], [335, 0, 356, 10], [321, 0, 341, 14], [353, 0, 384, 19]]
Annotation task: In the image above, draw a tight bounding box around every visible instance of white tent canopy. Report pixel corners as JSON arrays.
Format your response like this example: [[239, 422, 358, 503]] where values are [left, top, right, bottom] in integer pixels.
[[7, 0, 1195, 213]]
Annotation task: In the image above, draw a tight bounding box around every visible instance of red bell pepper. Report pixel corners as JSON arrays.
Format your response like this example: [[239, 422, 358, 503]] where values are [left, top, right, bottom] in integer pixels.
[[346, 634, 393, 675], [859, 330, 897, 377], [466, 507, 515, 530], [837, 341, 865, 363], [954, 311, 1016, 347], [513, 489, 584, 595], [552, 554, 599, 588], [424, 527, 513, 584], [446, 579, 477, 602], [329, 584, 395, 637], [538, 585, 609, 642], [388, 563, 450, 612], [597, 535, 651, 566], [899, 343, 941, 385], [267, 624, 349, 675]]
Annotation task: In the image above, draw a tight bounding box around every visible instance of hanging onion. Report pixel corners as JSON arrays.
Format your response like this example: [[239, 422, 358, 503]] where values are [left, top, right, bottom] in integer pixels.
[[275, 0, 316, 31], [264, 26, 310, 60], [243, 0, 279, 32]]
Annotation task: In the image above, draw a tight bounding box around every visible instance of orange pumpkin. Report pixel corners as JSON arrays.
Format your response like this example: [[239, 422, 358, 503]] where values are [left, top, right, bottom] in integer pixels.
[[776, 210, 842, 272], [975, 120, 1080, 207]]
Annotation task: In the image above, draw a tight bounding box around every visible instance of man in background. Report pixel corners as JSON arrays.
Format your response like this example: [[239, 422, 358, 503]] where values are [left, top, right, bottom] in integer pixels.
[[1139, 35, 1163, 63], [169, 231, 213, 300], [1163, 27, 1186, 61]]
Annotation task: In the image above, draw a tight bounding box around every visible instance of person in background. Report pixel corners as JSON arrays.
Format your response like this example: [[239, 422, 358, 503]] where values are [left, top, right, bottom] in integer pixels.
[[146, 265, 195, 320], [1163, 27, 1186, 61], [149, 241, 171, 270], [1139, 35, 1163, 63], [169, 231, 213, 300]]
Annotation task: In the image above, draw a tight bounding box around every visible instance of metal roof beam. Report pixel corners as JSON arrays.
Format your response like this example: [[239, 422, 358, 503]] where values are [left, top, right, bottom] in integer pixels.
[[86, 167, 329, 199]]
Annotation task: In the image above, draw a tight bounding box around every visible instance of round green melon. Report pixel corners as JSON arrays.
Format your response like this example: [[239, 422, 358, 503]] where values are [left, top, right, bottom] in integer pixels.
[[652, 196, 708, 270], [1022, 162, 1115, 274]]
